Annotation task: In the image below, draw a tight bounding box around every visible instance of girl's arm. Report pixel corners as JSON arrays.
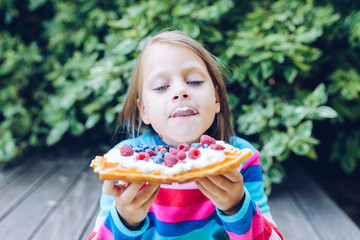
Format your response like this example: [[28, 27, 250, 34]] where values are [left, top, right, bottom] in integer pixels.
[[218, 151, 283, 240], [87, 182, 160, 240]]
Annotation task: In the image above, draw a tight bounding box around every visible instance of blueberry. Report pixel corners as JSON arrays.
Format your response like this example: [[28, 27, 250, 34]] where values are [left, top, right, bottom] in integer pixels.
[[191, 143, 201, 148], [203, 144, 208, 148], [142, 144, 150, 150], [134, 147, 143, 153], [151, 155, 163, 164], [166, 144, 174, 150]]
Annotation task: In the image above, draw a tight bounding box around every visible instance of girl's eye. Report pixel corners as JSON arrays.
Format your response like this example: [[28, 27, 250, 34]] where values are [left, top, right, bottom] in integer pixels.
[[154, 85, 169, 91], [187, 80, 203, 86]]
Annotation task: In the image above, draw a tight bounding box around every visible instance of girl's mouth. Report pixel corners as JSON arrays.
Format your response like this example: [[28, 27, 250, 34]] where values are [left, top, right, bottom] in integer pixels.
[[170, 107, 198, 118]]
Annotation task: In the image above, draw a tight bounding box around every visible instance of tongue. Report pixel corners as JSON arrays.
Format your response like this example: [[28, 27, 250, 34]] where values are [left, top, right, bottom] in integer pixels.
[[172, 107, 197, 118]]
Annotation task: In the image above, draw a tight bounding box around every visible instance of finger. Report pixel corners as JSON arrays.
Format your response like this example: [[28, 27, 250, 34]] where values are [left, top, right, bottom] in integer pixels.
[[206, 175, 233, 192], [220, 170, 243, 183], [140, 185, 161, 209], [195, 179, 221, 200], [136, 183, 161, 206], [120, 181, 146, 203], [103, 180, 131, 196], [102, 180, 116, 195]]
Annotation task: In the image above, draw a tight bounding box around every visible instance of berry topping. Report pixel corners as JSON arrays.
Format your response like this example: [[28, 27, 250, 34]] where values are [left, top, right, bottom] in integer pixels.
[[151, 155, 163, 164], [188, 147, 201, 159], [134, 147, 144, 153], [177, 150, 186, 160], [169, 147, 179, 155], [156, 145, 163, 151], [145, 148, 157, 157], [178, 143, 190, 152], [200, 135, 216, 146], [120, 144, 134, 156], [160, 148, 168, 155], [136, 152, 150, 161], [191, 143, 201, 148], [211, 144, 225, 150], [163, 153, 178, 167]]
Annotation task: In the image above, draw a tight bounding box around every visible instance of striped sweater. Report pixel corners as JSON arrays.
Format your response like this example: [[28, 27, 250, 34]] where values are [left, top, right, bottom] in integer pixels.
[[88, 134, 283, 240]]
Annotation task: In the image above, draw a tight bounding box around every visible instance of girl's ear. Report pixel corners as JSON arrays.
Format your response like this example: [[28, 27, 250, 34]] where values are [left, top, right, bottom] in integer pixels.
[[215, 86, 221, 113], [137, 99, 151, 125]]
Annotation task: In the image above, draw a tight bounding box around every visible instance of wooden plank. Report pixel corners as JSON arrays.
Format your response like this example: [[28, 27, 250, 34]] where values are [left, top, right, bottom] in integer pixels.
[[80, 205, 100, 240], [268, 183, 321, 240], [0, 158, 62, 221], [0, 160, 33, 189], [285, 162, 360, 239], [0, 157, 89, 239], [31, 168, 102, 240]]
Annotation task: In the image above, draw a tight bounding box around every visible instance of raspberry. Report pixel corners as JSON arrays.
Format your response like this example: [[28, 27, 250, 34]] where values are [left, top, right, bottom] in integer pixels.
[[120, 144, 134, 156], [200, 135, 216, 146], [160, 148, 168, 155], [177, 150, 186, 160], [188, 147, 201, 159], [178, 143, 190, 152], [136, 152, 150, 161], [211, 144, 225, 151], [169, 147, 179, 155], [146, 148, 157, 157], [163, 153, 178, 167]]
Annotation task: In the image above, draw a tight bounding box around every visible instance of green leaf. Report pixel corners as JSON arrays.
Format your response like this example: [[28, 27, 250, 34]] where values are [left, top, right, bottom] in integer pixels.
[[260, 61, 274, 79], [262, 133, 289, 157], [296, 120, 313, 138], [85, 114, 101, 129], [249, 51, 273, 63], [284, 66, 298, 84], [46, 121, 70, 146], [290, 142, 310, 155], [202, 26, 223, 42], [172, 3, 195, 16], [315, 106, 338, 119], [28, 0, 47, 11], [182, 22, 200, 38], [113, 39, 137, 55]]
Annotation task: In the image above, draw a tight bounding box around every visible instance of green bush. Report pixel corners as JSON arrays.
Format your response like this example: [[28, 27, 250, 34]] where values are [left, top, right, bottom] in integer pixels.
[[1, 0, 359, 193]]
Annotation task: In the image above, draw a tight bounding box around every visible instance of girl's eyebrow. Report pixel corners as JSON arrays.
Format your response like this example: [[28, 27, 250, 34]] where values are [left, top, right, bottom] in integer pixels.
[[148, 61, 209, 81]]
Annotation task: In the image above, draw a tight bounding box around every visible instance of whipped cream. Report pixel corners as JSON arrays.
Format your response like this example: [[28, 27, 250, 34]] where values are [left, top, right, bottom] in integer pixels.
[[105, 141, 232, 176]]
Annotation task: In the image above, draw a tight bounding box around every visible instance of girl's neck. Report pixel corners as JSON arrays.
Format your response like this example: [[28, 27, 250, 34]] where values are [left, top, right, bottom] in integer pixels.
[[157, 134, 200, 148]]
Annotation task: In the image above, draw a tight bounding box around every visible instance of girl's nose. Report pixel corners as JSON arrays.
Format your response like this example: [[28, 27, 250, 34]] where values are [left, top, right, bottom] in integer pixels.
[[172, 89, 190, 101]]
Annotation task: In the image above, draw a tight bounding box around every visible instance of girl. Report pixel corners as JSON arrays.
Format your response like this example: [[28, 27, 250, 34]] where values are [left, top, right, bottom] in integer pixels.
[[88, 30, 283, 240]]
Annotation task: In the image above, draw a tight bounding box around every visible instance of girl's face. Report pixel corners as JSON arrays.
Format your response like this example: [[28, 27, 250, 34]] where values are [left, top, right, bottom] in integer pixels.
[[137, 43, 220, 147]]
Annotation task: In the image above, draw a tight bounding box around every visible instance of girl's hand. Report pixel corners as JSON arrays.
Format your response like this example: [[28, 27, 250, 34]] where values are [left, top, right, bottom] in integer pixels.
[[195, 170, 245, 215], [102, 180, 160, 230]]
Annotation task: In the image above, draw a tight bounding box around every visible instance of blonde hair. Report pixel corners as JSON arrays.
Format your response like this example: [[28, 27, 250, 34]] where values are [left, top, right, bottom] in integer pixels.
[[117, 30, 235, 142]]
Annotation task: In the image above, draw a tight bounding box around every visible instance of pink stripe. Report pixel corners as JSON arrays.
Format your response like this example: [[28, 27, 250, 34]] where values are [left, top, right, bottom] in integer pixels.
[[149, 200, 215, 223], [263, 212, 278, 228], [161, 181, 197, 189], [93, 216, 106, 232], [226, 205, 264, 240], [241, 150, 260, 170], [97, 223, 114, 240]]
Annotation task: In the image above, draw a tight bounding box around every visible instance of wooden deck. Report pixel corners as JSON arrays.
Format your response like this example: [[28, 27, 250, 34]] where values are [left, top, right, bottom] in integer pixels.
[[0, 153, 359, 240]]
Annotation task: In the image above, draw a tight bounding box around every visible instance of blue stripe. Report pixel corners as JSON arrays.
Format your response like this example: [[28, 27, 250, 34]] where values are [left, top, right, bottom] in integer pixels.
[[241, 165, 263, 182], [104, 216, 142, 240], [222, 200, 257, 235], [147, 211, 222, 236], [143, 219, 229, 239]]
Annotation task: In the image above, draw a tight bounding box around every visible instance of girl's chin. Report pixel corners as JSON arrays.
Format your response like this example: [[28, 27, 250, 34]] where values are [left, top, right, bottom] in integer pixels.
[[161, 132, 202, 146]]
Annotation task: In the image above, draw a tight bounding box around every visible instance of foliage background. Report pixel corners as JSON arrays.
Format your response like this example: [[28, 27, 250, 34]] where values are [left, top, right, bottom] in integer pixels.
[[1, 0, 360, 193]]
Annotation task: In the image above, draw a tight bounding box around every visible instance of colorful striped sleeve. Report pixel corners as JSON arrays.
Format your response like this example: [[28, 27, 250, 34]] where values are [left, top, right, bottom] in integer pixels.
[[216, 150, 282, 239]]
